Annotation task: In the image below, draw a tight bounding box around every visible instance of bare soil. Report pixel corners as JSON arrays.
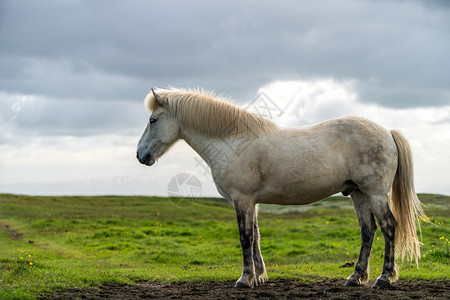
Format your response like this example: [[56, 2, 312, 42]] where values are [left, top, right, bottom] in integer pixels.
[[39, 279, 450, 299], [1, 223, 23, 241]]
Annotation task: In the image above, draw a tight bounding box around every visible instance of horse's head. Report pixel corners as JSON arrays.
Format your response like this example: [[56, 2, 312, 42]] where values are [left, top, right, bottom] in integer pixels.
[[136, 89, 180, 166]]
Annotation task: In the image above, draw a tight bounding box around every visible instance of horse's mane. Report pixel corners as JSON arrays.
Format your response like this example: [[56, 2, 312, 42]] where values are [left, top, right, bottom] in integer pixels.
[[145, 87, 279, 137]]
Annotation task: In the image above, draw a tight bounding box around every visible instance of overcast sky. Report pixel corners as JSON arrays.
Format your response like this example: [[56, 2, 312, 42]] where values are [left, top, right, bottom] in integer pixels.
[[1, 0, 449, 197]]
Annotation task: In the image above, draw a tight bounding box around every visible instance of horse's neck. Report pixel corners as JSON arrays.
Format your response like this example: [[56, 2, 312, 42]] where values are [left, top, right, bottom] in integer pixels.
[[180, 128, 232, 167]]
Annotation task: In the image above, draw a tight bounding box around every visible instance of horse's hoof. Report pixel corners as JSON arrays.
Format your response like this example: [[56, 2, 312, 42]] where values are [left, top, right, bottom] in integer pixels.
[[344, 280, 359, 287], [373, 280, 391, 289], [234, 282, 250, 289]]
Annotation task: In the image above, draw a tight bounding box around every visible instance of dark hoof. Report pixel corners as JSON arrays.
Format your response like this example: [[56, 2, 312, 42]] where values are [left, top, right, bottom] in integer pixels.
[[373, 280, 391, 289], [234, 282, 250, 289], [344, 280, 360, 287]]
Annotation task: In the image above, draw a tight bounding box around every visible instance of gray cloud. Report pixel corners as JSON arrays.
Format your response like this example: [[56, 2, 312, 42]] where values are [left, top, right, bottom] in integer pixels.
[[1, 0, 449, 111], [0, 94, 148, 143]]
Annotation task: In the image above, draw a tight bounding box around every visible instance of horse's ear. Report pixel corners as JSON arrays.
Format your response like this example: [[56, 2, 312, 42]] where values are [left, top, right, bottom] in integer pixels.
[[145, 88, 164, 112], [151, 88, 164, 106]]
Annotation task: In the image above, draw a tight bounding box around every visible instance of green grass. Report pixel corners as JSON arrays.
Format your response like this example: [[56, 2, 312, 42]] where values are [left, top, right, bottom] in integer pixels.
[[0, 193, 449, 299]]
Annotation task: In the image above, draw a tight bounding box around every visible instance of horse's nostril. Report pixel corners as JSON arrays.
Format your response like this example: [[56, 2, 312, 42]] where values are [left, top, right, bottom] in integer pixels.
[[136, 152, 140, 160]]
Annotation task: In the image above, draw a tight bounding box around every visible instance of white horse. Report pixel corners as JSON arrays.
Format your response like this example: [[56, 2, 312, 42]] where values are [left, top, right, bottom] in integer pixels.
[[136, 88, 428, 289]]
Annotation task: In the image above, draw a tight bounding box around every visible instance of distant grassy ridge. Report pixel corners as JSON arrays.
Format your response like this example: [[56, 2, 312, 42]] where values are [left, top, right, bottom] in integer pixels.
[[0, 193, 448, 299]]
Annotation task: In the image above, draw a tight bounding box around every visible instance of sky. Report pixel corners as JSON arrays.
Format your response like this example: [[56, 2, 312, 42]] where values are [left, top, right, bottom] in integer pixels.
[[0, 0, 449, 197]]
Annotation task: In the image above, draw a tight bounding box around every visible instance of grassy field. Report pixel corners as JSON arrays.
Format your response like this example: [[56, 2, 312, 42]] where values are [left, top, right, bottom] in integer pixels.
[[0, 193, 449, 299]]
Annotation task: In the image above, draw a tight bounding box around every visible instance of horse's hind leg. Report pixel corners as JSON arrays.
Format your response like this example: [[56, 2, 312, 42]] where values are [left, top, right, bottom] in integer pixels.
[[253, 205, 268, 284], [234, 198, 258, 288], [367, 194, 398, 289], [346, 190, 377, 286]]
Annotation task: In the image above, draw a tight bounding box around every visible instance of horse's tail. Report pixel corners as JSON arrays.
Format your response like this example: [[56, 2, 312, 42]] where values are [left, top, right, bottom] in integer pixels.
[[390, 130, 430, 265]]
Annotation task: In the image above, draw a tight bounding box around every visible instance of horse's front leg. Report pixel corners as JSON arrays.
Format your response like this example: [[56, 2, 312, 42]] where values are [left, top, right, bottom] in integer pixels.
[[253, 205, 268, 284], [234, 198, 258, 288]]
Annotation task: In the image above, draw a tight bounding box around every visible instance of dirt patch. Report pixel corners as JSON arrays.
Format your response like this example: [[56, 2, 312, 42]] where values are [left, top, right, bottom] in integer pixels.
[[1, 223, 23, 240], [39, 279, 449, 299]]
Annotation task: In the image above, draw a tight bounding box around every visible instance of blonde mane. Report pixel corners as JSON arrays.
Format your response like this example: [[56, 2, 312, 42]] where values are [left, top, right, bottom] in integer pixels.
[[145, 87, 279, 137]]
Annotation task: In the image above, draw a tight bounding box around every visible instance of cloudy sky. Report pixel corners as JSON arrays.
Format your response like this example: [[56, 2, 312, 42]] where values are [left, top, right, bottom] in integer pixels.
[[1, 0, 449, 197]]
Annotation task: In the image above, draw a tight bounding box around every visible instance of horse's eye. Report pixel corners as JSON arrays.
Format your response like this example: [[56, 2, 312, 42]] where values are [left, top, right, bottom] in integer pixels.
[[149, 118, 157, 124]]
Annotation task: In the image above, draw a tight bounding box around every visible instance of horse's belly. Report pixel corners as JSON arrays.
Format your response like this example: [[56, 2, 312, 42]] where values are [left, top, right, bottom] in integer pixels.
[[256, 179, 344, 205], [255, 149, 348, 205]]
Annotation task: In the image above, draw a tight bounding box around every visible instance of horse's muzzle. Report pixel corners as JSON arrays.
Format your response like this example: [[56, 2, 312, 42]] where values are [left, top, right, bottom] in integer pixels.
[[136, 150, 155, 166]]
